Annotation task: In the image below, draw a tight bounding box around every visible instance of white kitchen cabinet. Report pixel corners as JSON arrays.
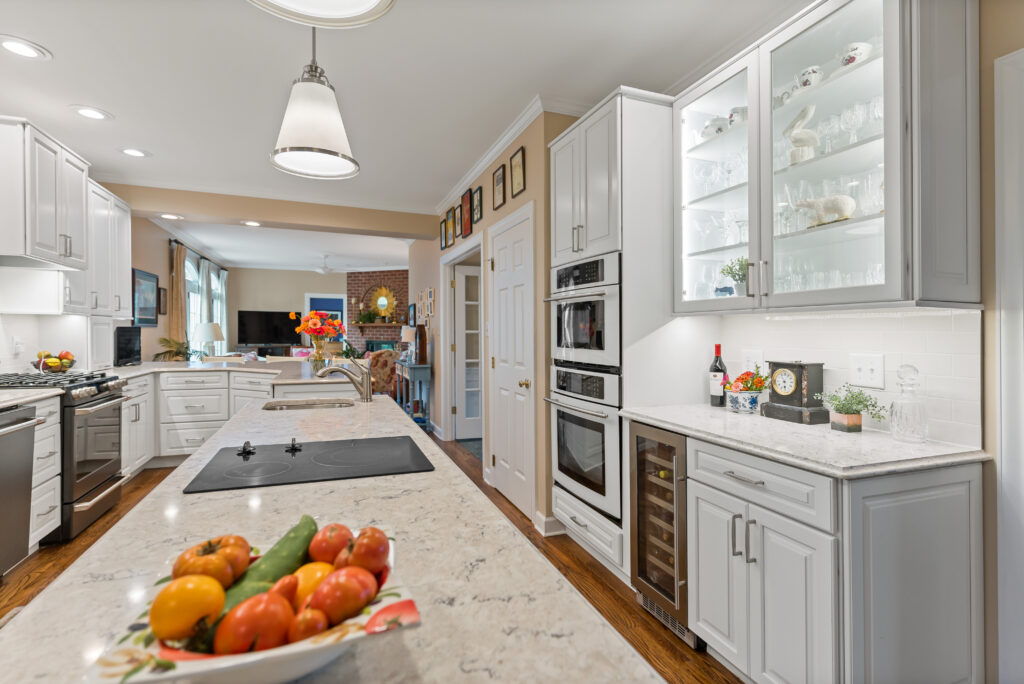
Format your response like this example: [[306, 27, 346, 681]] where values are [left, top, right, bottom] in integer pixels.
[[231, 388, 271, 416], [160, 388, 229, 422], [673, 0, 979, 313], [31, 421, 61, 487], [29, 474, 61, 547], [159, 421, 221, 456], [158, 372, 229, 456], [59, 147, 88, 270], [111, 198, 132, 317], [550, 132, 579, 267], [122, 375, 155, 477], [88, 316, 114, 370]]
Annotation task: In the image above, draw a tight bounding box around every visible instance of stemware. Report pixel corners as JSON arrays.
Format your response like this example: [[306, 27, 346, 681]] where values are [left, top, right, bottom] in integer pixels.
[[868, 95, 884, 136], [694, 162, 720, 197], [840, 102, 867, 145]]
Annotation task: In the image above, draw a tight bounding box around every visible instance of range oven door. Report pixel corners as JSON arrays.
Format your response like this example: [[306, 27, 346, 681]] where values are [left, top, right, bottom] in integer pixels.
[[548, 284, 621, 368], [63, 394, 125, 503], [546, 393, 621, 519]]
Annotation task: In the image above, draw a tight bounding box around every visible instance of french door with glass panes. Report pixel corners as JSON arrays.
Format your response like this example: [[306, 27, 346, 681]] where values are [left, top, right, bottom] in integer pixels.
[[454, 264, 482, 439]]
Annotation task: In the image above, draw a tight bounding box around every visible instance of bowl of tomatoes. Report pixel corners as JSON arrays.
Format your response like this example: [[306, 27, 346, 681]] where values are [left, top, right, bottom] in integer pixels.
[[84, 516, 420, 684]]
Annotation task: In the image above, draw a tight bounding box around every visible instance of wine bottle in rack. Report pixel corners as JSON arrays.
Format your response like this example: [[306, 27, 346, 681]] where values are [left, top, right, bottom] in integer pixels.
[[709, 344, 727, 407]]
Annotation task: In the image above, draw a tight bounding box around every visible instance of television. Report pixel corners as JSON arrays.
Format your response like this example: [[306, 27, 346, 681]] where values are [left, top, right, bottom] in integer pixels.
[[237, 311, 302, 345]]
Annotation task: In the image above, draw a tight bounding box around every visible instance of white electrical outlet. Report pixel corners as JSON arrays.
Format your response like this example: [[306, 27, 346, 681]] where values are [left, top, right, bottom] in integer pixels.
[[850, 353, 885, 389], [742, 348, 764, 372]]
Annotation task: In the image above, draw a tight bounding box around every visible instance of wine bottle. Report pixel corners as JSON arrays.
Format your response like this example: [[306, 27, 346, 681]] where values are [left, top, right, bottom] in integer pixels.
[[709, 344, 727, 407]]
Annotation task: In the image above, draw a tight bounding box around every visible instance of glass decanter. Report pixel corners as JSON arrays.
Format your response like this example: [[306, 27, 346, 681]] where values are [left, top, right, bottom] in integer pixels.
[[890, 364, 928, 443]]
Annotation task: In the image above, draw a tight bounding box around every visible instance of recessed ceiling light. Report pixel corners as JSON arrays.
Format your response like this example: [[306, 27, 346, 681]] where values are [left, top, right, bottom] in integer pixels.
[[121, 148, 150, 157], [242, 220, 261, 227], [71, 105, 113, 121], [159, 213, 183, 220], [0, 35, 52, 60], [248, 0, 394, 28]]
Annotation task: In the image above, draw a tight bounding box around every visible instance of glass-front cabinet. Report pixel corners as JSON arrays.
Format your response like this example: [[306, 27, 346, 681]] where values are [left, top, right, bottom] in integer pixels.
[[673, 0, 978, 313]]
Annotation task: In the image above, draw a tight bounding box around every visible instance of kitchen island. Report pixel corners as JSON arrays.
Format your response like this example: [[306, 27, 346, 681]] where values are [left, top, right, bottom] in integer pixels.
[[0, 397, 661, 682]]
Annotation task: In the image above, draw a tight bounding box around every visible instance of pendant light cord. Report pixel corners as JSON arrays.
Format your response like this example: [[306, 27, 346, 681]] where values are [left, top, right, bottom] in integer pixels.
[[311, 27, 317, 68]]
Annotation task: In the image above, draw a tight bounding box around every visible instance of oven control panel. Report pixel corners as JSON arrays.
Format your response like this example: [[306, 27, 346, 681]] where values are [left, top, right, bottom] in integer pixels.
[[550, 365, 620, 408], [551, 252, 619, 293]]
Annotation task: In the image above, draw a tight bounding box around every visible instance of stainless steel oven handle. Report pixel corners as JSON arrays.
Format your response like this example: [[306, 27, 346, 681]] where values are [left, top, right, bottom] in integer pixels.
[[74, 396, 127, 416], [731, 513, 743, 557], [73, 478, 123, 513], [543, 396, 608, 419], [543, 290, 608, 302], [0, 417, 43, 437], [723, 470, 766, 487]]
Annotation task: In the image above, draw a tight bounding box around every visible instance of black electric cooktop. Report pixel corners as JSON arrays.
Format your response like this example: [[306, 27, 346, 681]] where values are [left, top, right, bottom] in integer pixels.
[[183, 436, 435, 494]]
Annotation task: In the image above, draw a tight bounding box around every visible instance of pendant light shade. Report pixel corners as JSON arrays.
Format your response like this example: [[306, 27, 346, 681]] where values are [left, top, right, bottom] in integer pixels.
[[272, 28, 359, 179], [249, 0, 394, 28]]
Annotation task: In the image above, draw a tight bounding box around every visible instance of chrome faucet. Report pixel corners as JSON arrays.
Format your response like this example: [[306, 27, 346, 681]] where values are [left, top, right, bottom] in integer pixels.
[[316, 361, 373, 402]]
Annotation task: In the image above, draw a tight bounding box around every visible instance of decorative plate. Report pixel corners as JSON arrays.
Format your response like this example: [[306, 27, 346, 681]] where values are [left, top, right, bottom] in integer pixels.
[[84, 532, 419, 684]]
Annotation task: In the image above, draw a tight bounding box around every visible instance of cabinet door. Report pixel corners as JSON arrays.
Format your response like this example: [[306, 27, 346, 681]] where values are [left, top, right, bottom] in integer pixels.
[[550, 131, 579, 267], [759, 0, 903, 308], [131, 395, 154, 472], [87, 183, 113, 315], [59, 150, 88, 270], [688, 479, 749, 672], [748, 505, 838, 684], [89, 316, 114, 369], [25, 127, 61, 263], [579, 96, 621, 259], [231, 389, 271, 416], [111, 199, 132, 317], [674, 51, 760, 313]]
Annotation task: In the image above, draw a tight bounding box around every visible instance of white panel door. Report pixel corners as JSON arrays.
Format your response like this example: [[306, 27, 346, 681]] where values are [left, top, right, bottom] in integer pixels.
[[748, 505, 838, 684], [87, 183, 113, 316], [454, 264, 482, 439], [490, 211, 534, 518], [25, 127, 61, 263], [550, 133, 579, 267], [579, 96, 621, 259], [688, 479, 749, 672], [59, 149, 88, 270]]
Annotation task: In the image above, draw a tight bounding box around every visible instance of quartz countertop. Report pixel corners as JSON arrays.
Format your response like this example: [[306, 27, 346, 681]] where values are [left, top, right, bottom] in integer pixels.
[[620, 403, 989, 479], [114, 360, 365, 385], [0, 387, 63, 410], [0, 397, 660, 682]]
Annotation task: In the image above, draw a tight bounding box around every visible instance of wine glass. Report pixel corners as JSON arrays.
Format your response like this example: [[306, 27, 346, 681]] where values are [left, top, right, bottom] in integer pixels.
[[840, 102, 867, 145], [694, 162, 720, 197], [868, 95, 884, 136]]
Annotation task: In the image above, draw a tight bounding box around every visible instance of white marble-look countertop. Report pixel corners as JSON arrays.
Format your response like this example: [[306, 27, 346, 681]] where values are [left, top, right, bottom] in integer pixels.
[[620, 403, 989, 479], [0, 397, 660, 682], [0, 387, 63, 410], [114, 360, 366, 386]]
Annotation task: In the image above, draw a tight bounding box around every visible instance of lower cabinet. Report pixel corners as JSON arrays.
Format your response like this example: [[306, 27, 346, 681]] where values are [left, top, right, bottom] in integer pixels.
[[29, 474, 61, 547], [29, 396, 62, 546], [159, 421, 221, 456], [158, 372, 228, 456], [122, 392, 155, 476], [231, 388, 271, 416]]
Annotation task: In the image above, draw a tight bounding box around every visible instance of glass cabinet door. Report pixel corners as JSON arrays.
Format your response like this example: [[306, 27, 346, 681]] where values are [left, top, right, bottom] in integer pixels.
[[674, 53, 760, 313], [762, 0, 901, 306]]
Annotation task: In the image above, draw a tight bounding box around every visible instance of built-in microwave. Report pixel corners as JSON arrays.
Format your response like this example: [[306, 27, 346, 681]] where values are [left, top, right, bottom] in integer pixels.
[[547, 253, 620, 369]]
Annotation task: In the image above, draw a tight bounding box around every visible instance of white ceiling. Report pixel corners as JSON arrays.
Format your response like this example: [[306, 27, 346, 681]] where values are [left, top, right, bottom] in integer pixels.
[[0, 0, 811, 216]]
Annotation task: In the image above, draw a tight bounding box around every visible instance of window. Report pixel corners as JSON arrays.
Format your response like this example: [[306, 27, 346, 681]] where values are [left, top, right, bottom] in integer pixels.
[[211, 269, 228, 354], [184, 259, 201, 346]]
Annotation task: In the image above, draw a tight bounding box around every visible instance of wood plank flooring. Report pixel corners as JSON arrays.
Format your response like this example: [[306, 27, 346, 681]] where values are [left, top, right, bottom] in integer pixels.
[[430, 435, 740, 684], [0, 468, 174, 624]]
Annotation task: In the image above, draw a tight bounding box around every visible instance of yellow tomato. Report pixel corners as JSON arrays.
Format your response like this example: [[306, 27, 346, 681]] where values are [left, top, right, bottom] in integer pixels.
[[149, 575, 225, 641], [292, 561, 335, 610]]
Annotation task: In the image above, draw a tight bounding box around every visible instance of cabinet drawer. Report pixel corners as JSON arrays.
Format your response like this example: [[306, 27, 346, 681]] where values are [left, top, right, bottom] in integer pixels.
[[29, 475, 61, 545], [159, 371, 228, 390], [123, 374, 153, 399], [687, 439, 837, 533], [160, 389, 229, 422], [553, 486, 623, 566], [159, 422, 222, 456], [32, 422, 61, 486], [231, 372, 274, 390], [32, 397, 61, 428], [273, 383, 358, 399]]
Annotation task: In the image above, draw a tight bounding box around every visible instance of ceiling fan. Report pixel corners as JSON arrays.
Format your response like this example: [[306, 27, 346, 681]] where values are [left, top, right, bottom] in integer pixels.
[[314, 254, 335, 274]]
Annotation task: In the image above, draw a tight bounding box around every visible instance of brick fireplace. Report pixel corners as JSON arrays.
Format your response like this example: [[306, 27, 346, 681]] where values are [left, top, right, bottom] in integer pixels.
[[346, 269, 409, 354]]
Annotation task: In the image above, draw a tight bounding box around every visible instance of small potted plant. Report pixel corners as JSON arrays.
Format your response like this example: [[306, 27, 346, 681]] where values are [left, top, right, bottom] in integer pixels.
[[724, 365, 769, 414], [814, 383, 886, 432], [721, 257, 749, 296]]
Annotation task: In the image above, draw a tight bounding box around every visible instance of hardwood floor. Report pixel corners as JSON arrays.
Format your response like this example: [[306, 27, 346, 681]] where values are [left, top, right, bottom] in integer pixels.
[[0, 468, 174, 624], [430, 435, 740, 684]]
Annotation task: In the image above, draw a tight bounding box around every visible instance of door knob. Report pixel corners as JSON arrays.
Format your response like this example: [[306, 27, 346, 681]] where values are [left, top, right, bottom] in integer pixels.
[[518, 379, 531, 389]]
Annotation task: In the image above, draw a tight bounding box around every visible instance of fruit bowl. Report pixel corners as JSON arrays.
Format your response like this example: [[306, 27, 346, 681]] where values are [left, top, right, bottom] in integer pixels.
[[32, 353, 75, 373], [84, 529, 419, 684]]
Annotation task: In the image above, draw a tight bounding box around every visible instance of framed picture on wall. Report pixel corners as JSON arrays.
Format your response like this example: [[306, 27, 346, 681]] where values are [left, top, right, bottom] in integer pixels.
[[454, 204, 462, 241], [408, 303, 416, 324], [439, 218, 447, 249], [445, 207, 456, 246], [510, 145, 526, 197], [461, 188, 473, 236], [132, 269, 158, 327], [472, 186, 483, 224], [493, 164, 506, 210]]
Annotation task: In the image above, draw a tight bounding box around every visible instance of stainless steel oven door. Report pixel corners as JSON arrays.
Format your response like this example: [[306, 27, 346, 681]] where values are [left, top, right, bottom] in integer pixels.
[[547, 284, 621, 368], [546, 393, 621, 519], [62, 395, 125, 502]]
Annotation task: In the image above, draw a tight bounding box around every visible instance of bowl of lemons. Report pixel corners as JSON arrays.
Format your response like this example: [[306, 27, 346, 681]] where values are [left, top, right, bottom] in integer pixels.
[[32, 350, 76, 373]]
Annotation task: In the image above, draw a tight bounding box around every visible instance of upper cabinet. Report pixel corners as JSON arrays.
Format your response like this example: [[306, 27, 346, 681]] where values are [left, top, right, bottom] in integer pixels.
[[673, 0, 978, 313], [65, 181, 131, 318], [0, 118, 90, 270]]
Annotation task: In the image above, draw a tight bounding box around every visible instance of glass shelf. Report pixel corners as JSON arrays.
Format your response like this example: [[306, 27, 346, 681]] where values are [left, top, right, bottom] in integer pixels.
[[685, 182, 748, 212], [685, 122, 748, 161], [772, 53, 883, 122], [686, 241, 749, 260], [775, 134, 883, 181]]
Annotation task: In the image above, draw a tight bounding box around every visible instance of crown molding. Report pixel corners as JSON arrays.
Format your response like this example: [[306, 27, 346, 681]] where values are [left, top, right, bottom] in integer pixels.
[[432, 94, 589, 216]]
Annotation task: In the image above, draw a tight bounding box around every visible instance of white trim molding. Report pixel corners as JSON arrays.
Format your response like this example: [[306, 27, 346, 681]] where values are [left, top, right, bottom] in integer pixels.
[[533, 512, 566, 537], [432, 94, 588, 215]]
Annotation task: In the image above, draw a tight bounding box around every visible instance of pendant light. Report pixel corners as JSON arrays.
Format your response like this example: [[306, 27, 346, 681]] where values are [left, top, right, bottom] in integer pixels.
[[249, 0, 394, 29], [271, 27, 359, 179]]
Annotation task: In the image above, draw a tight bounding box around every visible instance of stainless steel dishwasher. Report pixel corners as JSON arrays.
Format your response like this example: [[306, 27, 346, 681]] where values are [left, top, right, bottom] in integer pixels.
[[0, 404, 39, 578]]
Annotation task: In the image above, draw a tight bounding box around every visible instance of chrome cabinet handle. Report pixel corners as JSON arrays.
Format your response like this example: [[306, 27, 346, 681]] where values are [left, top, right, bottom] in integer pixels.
[[90, 292, 98, 309], [569, 515, 588, 529], [37, 504, 58, 516], [185, 437, 203, 443], [134, 403, 140, 422], [723, 470, 766, 487], [746, 261, 756, 298], [67, 235, 73, 257], [36, 449, 57, 460], [183, 380, 205, 384], [745, 519, 757, 564], [731, 513, 743, 557], [64, 284, 71, 304], [114, 294, 121, 310], [578, 224, 585, 251], [543, 396, 608, 419], [760, 260, 769, 296], [571, 225, 577, 251], [0, 417, 42, 437], [543, 289, 608, 302], [184, 404, 204, 409]]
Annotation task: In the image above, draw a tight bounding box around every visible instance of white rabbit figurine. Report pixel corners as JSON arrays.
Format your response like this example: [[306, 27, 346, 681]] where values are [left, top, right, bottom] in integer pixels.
[[784, 105, 820, 164], [795, 195, 857, 226]]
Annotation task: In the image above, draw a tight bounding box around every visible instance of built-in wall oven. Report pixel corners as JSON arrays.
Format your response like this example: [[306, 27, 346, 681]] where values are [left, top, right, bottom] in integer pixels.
[[547, 253, 620, 368], [547, 365, 621, 520]]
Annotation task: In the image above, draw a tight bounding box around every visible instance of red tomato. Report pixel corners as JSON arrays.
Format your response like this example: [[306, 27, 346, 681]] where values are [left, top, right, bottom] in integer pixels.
[[334, 566, 378, 602], [346, 527, 390, 574], [308, 524, 354, 564], [288, 608, 329, 643], [269, 574, 299, 604], [364, 599, 421, 634], [308, 570, 373, 625], [213, 591, 295, 654]]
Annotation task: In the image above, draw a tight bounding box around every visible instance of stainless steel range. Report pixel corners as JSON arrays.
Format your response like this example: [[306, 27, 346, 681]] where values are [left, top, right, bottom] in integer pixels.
[[0, 371, 127, 541]]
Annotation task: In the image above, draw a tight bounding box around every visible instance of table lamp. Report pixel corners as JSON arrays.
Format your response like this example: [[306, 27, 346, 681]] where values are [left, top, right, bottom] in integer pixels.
[[194, 322, 224, 356], [401, 325, 416, 361]]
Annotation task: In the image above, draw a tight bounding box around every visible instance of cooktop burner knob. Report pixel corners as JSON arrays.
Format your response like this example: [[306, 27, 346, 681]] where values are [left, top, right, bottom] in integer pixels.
[[285, 438, 302, 455], [237, 440, 256, 458]]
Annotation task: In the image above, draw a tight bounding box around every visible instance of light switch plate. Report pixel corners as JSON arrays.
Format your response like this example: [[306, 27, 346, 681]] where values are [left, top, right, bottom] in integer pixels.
[[850, 353, 885, 389], [742, 348, 764, 372]]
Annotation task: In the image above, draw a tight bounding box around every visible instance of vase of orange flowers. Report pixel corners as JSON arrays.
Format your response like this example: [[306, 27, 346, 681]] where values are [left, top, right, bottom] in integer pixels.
[[724, 365, 769, 414], [289, 310, 345, 374]]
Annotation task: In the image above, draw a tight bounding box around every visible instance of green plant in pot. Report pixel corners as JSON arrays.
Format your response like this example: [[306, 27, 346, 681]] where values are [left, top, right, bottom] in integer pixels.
[[356, 310, 379, 324], [152, 338, 203, 362], [720, 257, 749, 296], [814, 384, 886, 432]]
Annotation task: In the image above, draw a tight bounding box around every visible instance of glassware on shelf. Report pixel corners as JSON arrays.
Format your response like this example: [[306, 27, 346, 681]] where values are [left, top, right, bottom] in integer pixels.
[[840, 102, 867, 145], [890, 364, 928, 443], [693, 162, 721, 197]]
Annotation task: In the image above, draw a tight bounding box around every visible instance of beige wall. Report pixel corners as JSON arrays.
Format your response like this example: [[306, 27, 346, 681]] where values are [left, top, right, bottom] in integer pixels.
[[226, 268, 349, 349], [130, 218, 172, 360]]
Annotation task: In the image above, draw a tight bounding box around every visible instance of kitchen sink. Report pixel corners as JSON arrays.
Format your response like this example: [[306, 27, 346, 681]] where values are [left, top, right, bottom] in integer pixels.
[[262, 399, 355, 411]]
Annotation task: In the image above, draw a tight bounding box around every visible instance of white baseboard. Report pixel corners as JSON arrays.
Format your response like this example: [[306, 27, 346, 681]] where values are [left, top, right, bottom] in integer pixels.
[[429, 420, 444, 440], [563, 527, 630, 586], [147, 455, 188, 469], [533, 512, 566, 536]]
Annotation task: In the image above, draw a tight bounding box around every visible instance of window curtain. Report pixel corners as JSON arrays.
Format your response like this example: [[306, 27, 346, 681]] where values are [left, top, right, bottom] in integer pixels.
[[199, 258, 212, 327], [216, 269, 228, 354], [168, 242, 188, 343]]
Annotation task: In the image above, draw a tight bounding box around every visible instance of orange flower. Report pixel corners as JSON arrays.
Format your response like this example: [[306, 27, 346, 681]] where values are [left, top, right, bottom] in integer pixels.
[[294, 326, 303, 333], [289, 311, 297, 320], [309, 317, 321, 327]]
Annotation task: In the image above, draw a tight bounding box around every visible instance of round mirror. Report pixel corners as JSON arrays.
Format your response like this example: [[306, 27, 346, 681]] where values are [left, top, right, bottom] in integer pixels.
[[369, 285, 397, 318]]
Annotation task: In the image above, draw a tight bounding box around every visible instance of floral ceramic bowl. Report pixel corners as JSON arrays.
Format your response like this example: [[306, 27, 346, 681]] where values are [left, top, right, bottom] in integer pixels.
[[726, 390, 763, 414], [84, 533, 419, 684]]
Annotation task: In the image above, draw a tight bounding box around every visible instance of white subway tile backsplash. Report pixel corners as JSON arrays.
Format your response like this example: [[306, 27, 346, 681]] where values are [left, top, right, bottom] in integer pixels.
[[952, 354, 981, 378]]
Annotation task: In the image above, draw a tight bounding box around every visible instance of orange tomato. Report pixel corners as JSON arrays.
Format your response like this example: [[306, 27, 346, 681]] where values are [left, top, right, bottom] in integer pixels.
[[308, 570, 373, 625], [338, 527, 389, 575], [292, 561, 335, 611], [270, 574, 299, 604], [149, 575, 225, 641], [172, 535, 250, 588], [334, 566, 378, 602], [288, 608, 329, 643], [308, 524, 353, 564], [213, 592, 294, 654]]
